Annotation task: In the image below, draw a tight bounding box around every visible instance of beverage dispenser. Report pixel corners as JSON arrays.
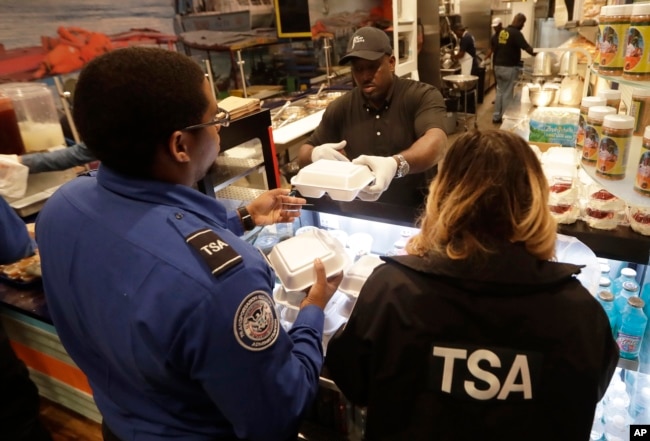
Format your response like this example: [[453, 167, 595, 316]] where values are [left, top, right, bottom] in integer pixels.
[[0, 83, 65, 153]]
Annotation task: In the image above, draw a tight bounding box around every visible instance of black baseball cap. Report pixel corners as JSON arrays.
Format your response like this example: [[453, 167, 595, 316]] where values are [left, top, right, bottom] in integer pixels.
[[339, 27, 393, 65]]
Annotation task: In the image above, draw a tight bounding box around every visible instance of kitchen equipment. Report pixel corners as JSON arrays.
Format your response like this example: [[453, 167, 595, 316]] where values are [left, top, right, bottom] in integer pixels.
[[0, 93, 25, 155], [271, 100, 291, 122], [0, 82, 65, 152], [442, 74, 479, 92], [532, 52, 559, 77], [559, 51, 579, 76], [528, 84, 559, 107]]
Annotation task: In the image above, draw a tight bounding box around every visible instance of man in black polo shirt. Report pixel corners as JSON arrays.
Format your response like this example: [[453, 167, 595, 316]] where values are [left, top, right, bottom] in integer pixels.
[[297, 26, 448, 208], [492, 13, 535, 124]]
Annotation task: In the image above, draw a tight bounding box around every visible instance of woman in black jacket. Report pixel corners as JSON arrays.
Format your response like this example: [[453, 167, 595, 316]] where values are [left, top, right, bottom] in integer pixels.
[[326, 129, 619, 441]]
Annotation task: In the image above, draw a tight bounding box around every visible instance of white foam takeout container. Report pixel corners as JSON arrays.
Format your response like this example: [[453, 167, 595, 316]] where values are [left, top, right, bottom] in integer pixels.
[[290, 159, 375, 201], [339, 254, 384, 298], [267, 228, 349, 292]]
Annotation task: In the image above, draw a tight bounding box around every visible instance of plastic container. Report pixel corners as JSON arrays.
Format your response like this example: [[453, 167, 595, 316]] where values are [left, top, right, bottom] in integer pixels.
[[596, 114, 635, 180], [267, 228, 349, 292], [598, 4, 632, 76], [0, 82, 65, 152], [339, 254, 383, 298], [582, 106, 617, 165], [584, 187, 626, 230], [623, 3, 650, 80], [291, 159, 375, 201], [0, 93, 25, 155], [616, 296, 647, 359]]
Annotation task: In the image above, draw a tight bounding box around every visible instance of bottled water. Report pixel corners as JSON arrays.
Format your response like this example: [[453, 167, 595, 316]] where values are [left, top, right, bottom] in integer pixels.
[[616, 282, 640, 315], [602, 377, 631, 441], [597, 290, 619, 338], [591, 401, 605, 440], [616, 297, 648, 359], [612, 268, 638, 297], [603, 413, 630, 441], [601, 263, 612, 286]]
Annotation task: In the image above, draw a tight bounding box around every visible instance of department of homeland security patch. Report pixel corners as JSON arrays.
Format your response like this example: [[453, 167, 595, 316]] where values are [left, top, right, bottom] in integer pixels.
[[234, 291, 280, 351]]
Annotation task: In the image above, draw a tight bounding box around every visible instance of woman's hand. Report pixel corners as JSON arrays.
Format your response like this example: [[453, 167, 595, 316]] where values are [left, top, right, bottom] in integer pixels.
[[246, 188, 307, 226]]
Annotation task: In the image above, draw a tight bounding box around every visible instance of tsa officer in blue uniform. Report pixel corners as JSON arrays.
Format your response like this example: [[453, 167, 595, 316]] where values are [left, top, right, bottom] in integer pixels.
[[36, 47, 342, 441], [0, 197, 52, 441]]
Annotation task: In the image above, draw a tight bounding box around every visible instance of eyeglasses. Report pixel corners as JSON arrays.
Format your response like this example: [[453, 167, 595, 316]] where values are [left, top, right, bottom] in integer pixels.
[[181, 107, 230, 131]]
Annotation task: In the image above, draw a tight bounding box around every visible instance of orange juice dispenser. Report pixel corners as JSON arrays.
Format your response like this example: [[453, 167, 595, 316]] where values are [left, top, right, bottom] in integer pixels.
[[0, 83, 65, 153]]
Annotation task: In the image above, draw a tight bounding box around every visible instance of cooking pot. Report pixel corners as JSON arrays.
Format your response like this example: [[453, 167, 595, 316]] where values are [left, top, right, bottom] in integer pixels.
[[442, 74, 479, 92]]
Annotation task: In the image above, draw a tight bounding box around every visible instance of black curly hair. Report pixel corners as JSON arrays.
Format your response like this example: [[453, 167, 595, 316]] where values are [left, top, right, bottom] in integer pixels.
[[73, 47, 208, 177]]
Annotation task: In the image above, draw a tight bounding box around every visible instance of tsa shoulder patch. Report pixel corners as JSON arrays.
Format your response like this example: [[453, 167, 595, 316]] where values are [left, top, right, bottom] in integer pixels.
[[186, 229, 243, 276], [234, 291, 280, 351]]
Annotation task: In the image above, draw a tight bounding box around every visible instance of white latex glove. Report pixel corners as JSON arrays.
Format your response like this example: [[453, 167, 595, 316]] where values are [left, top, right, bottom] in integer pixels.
[[352, 155, 397, 202], [311, 141, 349, 162]]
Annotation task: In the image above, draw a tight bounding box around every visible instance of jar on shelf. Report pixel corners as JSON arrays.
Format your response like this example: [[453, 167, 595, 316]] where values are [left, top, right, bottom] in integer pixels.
[[623, 3, 650, 81], [634, 125, 650, 197], [598, 4, 633, 77], [582, 105, 617, 165], [596, 114, 635, 180], [577, 96, 607, 154], [597, 89, 622, 114], [630, 87, 650, 136]]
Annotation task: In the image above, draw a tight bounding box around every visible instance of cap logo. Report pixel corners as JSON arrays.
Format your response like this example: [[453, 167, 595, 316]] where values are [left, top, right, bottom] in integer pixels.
[[351, 35, 365, 49]]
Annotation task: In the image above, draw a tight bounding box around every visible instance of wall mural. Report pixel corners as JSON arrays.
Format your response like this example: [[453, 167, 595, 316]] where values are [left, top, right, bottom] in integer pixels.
[[0, 0, 175, 82]]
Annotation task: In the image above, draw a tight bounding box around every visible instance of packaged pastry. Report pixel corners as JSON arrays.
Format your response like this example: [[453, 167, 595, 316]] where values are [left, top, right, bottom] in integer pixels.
[[548, 176, 580, 224], [628, 205, 650, 236], [584, 188, 626, 230]]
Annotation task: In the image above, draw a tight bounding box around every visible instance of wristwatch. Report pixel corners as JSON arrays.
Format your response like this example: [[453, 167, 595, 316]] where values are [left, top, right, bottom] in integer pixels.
[[393, 154, 410, 178], [237, 206, 256, 231]]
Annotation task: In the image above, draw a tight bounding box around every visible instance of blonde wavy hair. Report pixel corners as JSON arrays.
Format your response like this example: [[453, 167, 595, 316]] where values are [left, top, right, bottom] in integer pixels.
[[406, 129, 557, 261]]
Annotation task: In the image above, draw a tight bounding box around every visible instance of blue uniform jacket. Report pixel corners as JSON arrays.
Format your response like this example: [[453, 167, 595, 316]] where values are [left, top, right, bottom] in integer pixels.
[[0, 197, 34, 264], [36, 166, 325, 441]]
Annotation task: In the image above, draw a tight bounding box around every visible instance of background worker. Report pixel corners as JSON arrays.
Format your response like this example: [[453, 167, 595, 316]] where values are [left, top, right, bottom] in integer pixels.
[[451, 22, 479, 113], [492, 13, 535, 124], [483, 17, 503, 67], [297, 26, 447, 208], [36, 47, 343, 441]]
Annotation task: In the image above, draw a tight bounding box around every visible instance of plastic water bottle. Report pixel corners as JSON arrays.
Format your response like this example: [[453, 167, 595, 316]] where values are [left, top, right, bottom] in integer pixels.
[[616, 282, 640, 316], [591, 401, 605, 440], [612, 268, 638, 297], [603, 413, 630, 441], [616, 297, 647, 360], [597, 290, 619, 338], [591, 408, 605, 440], [601, 263, 612, 287], [632, 378, 650, 421]]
